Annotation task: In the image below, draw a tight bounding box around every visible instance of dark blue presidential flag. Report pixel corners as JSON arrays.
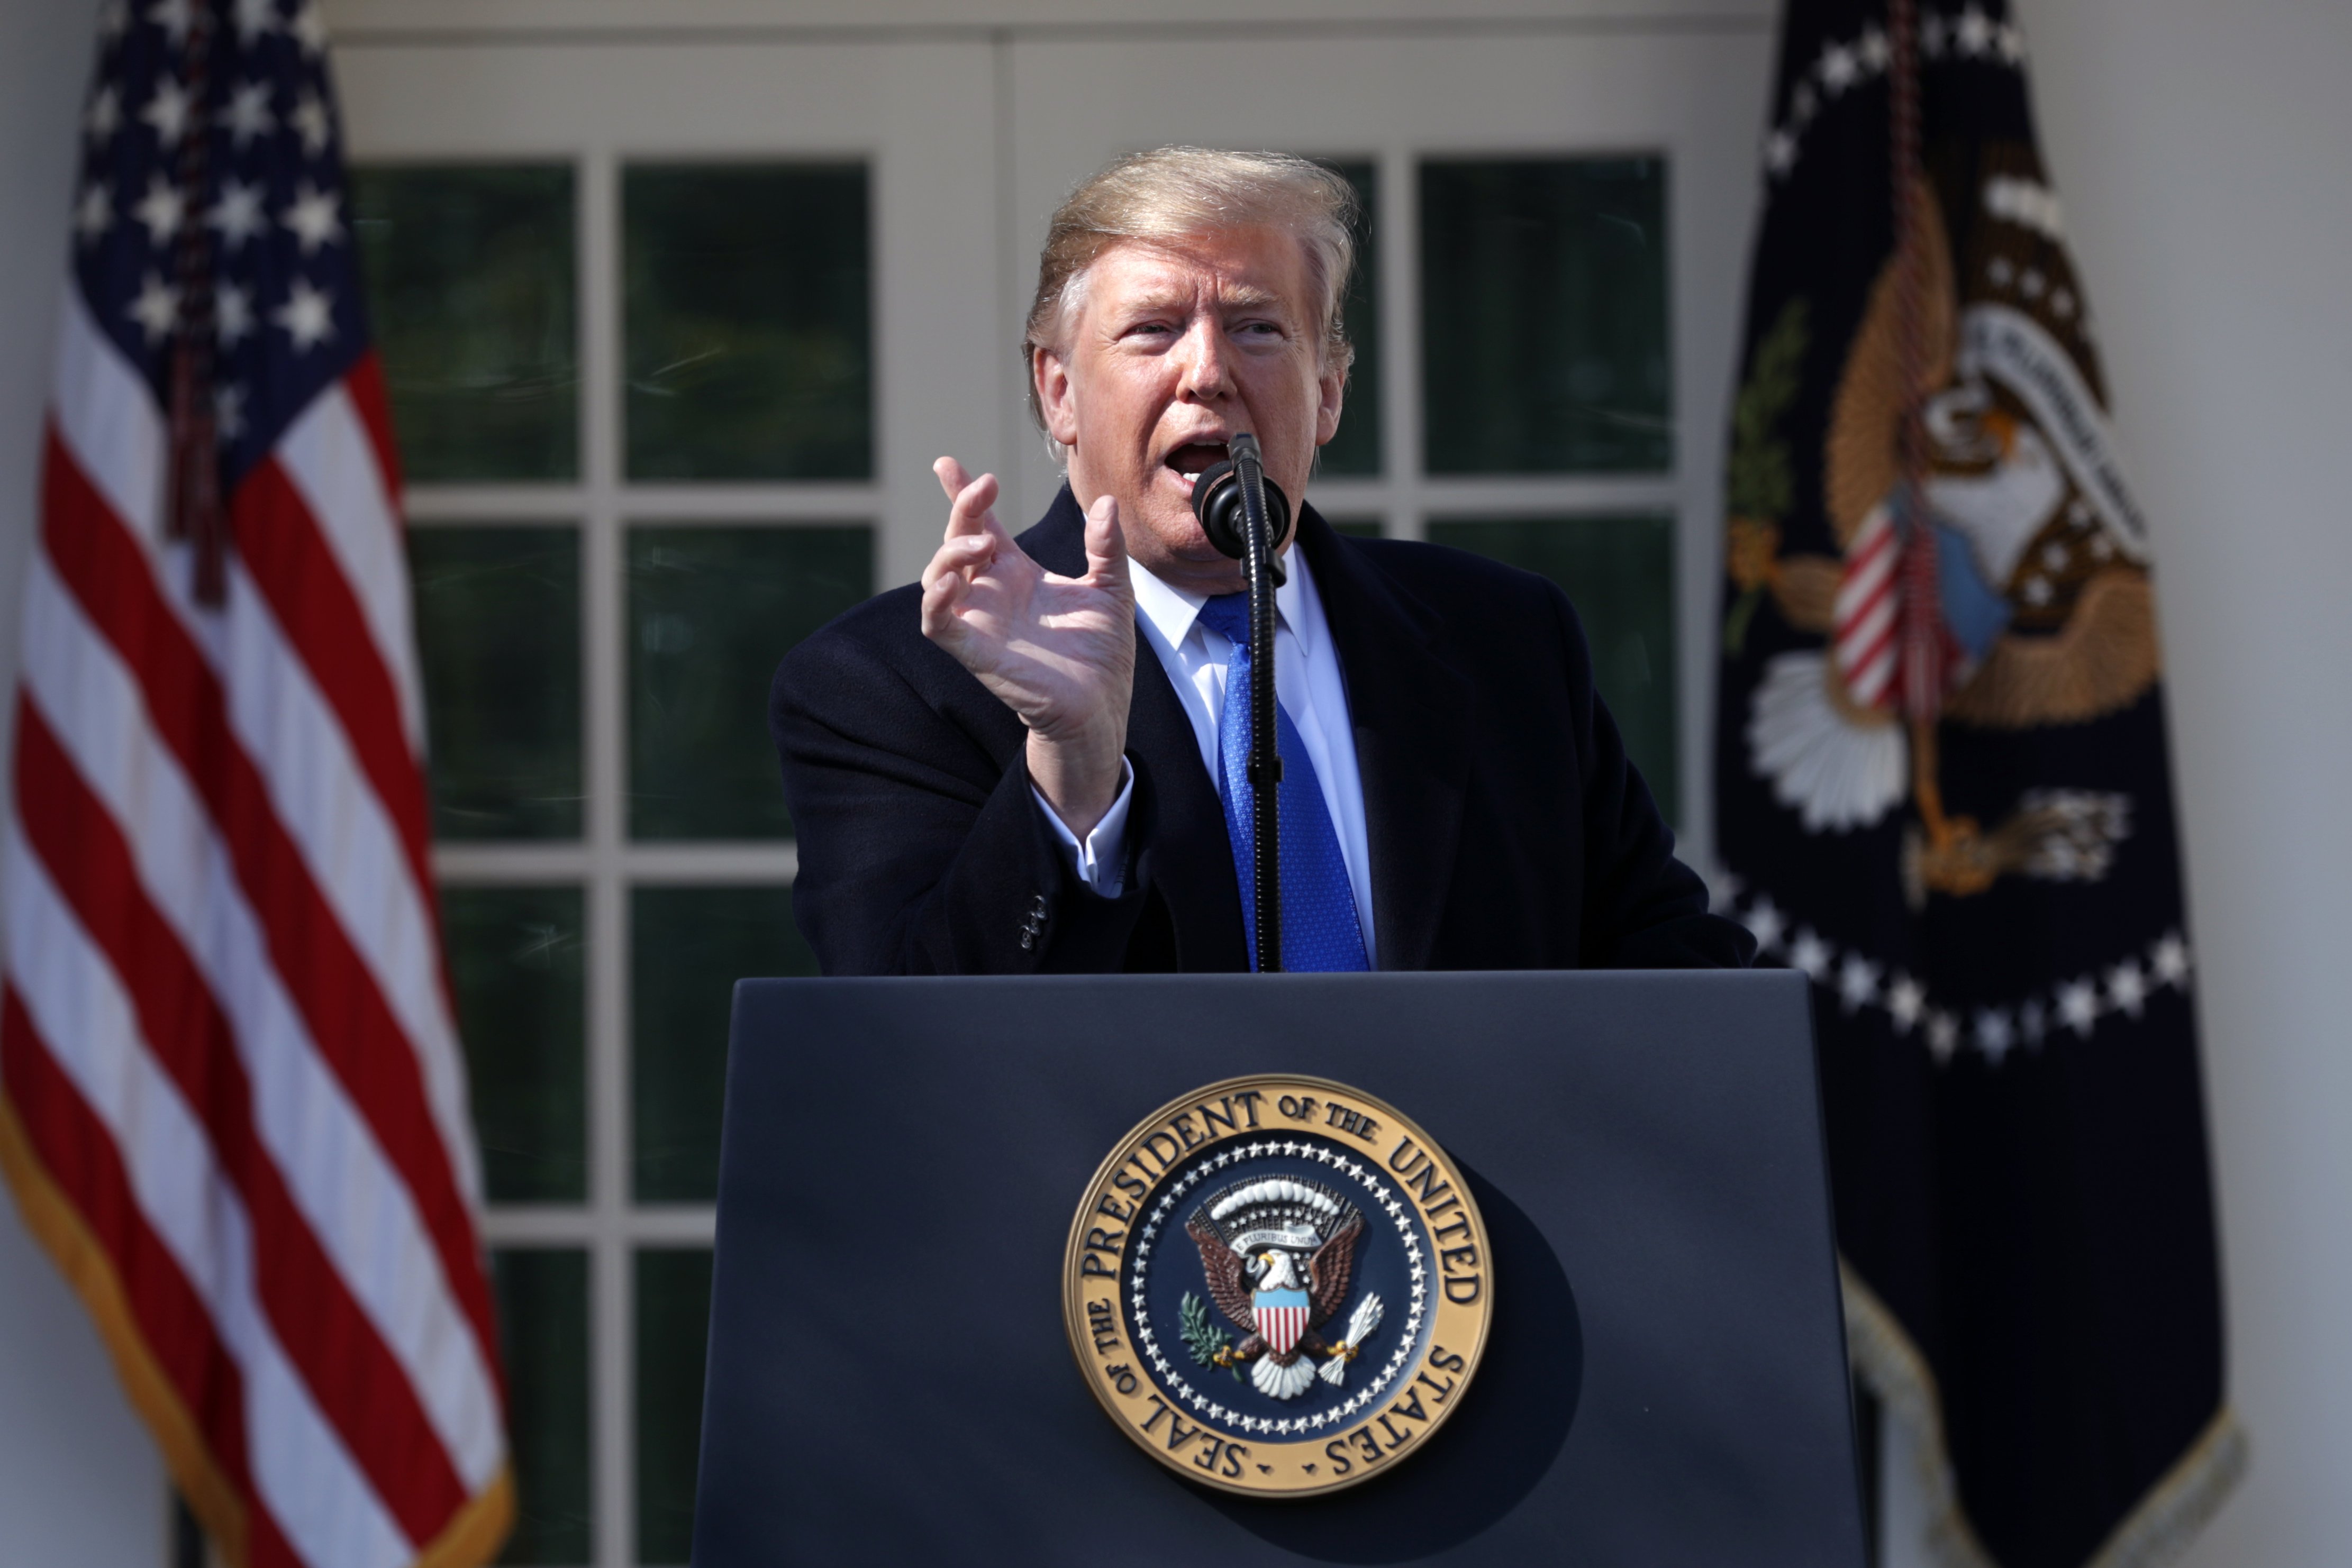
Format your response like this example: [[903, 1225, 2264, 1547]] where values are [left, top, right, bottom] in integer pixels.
[[1712, 3, 2241, 1563]]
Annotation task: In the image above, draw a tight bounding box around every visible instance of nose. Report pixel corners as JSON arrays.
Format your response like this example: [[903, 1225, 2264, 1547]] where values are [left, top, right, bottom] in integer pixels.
[[1176, 315, 1235, 404]]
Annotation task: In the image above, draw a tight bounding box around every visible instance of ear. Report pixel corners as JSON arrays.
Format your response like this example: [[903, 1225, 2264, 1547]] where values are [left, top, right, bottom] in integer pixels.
[[1313, 351, 1347, 449], [1036, 346, 1080, 449]]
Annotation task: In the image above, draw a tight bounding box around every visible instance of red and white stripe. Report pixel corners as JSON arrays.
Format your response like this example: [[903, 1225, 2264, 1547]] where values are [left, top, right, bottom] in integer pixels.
[[1257, 1302, 1309, 1356], [1, 285, 509, 1565], [1833, 502, 1901, 710]]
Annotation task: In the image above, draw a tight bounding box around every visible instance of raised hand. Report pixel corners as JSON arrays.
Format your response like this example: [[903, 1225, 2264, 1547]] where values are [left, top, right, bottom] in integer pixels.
[[921, 457, 1136, 837]]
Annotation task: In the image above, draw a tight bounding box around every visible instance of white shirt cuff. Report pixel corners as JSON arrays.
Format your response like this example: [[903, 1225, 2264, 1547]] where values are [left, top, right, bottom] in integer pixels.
[[1033, 759, 1135, 897]]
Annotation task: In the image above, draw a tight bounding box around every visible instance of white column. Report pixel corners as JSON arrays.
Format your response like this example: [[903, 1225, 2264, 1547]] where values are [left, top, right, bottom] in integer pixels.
[[0, 0, 170, 1558]]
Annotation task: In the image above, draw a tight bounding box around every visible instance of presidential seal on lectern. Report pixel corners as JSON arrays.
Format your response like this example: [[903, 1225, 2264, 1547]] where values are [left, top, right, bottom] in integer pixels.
[[1064, 1074, 1494, 1497]]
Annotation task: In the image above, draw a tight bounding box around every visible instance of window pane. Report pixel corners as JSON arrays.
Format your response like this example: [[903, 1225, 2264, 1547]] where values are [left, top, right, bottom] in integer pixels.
[[351, 165, 577, 481], [1421, 158, 1671, 473], [628, 526, 871, 841], [1427, 515, 1678, 820], [1328, 516, 1383, 538], [623, 165, 871, 480], [411, 527, 582, 841], [492, 1248, 591, 1566], [442, 886, 585, 1204], [631, 886, 816, 1203], [1315, 159, 1381, 478], [634, 1248, 713, 1567]]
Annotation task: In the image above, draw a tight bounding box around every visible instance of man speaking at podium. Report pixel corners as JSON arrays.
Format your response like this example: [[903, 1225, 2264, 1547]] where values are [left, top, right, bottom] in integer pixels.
[[773, 147, 1750, 976]]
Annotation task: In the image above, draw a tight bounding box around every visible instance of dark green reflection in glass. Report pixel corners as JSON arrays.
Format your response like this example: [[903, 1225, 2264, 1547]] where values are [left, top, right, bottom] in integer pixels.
[[631, 886, 815, 1202], [1428, 515, 1678, 821], [410, 528, 582, 841], [351, 165, 577, 481], [491, 1248, 590, 1566], [1315, 160, 1381, 478], [628, 526, 870, 841], [442, 886, 585, 1203], [1329, 517, 1383, 538], [623, 165, 871, 480], [1421, 159, 1670, 473], [634, 1248, 712, 1567]]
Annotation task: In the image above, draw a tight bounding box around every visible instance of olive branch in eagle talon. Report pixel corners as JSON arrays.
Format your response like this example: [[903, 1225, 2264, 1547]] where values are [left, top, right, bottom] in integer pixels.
[[1182, 1180, 1386, 1401], [1178, 1291, 1243, 1381]]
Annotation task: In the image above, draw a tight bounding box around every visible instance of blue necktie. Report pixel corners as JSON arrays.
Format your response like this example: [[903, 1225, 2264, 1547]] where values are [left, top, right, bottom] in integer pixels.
[[1195, 593, 1370, 973]]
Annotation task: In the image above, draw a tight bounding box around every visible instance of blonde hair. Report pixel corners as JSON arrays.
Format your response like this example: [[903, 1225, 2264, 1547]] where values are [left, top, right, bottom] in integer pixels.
[[1022, 146, 1359, 437]]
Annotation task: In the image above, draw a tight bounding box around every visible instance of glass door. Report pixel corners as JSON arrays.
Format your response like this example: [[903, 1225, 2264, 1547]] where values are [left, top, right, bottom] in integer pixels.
[[338, 35, 1002, 1568]]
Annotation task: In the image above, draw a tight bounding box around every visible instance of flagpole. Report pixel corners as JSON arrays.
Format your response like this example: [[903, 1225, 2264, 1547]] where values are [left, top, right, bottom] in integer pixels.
[[163, 0, 227, 604], [1886, 0, 1958, 861]]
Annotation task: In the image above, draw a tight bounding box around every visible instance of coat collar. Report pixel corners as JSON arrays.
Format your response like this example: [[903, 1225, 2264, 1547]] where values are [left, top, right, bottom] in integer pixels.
[[1017, 486, 1470, 971]]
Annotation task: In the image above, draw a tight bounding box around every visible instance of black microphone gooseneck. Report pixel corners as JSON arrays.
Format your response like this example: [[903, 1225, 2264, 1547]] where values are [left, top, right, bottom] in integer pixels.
[[1191, 434, 1291, 973]]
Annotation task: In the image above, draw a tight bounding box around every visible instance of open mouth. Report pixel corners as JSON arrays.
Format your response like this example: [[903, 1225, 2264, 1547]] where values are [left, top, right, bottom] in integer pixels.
[[1164, 440, 1229, 496]]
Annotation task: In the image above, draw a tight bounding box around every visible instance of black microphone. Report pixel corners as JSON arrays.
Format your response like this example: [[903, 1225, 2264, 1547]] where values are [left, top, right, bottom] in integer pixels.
[[1189, 440, 1291, 586], [1189, 434, 1287, 972]]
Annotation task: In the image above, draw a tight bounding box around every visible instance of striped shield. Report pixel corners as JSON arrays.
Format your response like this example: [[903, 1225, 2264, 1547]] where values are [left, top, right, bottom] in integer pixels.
[[1254, 1287, 1311, 1355]]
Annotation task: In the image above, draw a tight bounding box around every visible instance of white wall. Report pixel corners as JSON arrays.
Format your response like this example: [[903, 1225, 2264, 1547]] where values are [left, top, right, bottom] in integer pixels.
[[0, 2, 170, 1563], [0, 2, 2345, 1564], [2013, 1, 2352, 1563]]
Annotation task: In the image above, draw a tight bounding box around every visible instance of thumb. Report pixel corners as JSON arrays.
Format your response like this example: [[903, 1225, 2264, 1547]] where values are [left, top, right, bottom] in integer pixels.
[[1083, 493, 1129, 590]]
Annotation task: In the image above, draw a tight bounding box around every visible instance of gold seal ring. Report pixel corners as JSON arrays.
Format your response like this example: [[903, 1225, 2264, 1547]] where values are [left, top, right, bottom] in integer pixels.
[[1063, 1073, 1494, 1498]]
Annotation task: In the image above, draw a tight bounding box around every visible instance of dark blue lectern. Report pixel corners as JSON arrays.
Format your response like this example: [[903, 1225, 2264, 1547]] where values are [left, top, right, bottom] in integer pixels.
[[692, 971, 1863, 1566]]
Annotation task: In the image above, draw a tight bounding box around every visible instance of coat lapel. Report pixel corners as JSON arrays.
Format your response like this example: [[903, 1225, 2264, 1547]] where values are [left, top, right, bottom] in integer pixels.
[[1295, 506, 1474, 971], [1125, 637, 1249, 970], [1020, 490, 1247, 970]]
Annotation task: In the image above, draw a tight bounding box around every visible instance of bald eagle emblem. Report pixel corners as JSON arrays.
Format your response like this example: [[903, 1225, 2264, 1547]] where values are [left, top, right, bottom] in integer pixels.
[[1727, 154, 2154, 902], [1181, 1177, 1385, 1401]]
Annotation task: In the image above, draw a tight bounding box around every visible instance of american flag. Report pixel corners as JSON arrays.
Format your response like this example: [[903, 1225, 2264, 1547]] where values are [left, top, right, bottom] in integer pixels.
[[0, 3, 512, 1566]]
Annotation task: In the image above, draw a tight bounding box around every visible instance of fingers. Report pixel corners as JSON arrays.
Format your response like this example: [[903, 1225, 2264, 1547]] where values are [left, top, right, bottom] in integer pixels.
[[920, 531, 991, 641], [919, 569, 966, 642], [919, 531, 996, 595], [936, 457, 1003, 544], [1082, 493, 1129, 589], [948, 474, 1000, 539]]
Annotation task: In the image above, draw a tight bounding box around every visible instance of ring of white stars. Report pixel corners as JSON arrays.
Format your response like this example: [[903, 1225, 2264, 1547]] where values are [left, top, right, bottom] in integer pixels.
[[1711, 872, 2193, 1068], [1761, 6, 2027, 183], [1124, 1138, 1428, 1438]]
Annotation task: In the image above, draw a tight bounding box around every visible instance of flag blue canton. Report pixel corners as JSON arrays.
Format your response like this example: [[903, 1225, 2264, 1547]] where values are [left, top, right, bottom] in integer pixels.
[[71, 0, 366, 492]]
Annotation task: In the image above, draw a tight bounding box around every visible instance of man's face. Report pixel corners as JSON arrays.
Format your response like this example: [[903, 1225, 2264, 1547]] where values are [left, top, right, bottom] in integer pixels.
[[1035, 226, 1346, 595]]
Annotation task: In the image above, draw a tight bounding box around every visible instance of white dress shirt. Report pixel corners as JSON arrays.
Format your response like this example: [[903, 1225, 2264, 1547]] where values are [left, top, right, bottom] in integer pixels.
[[1031, 550, 1379, 967]]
